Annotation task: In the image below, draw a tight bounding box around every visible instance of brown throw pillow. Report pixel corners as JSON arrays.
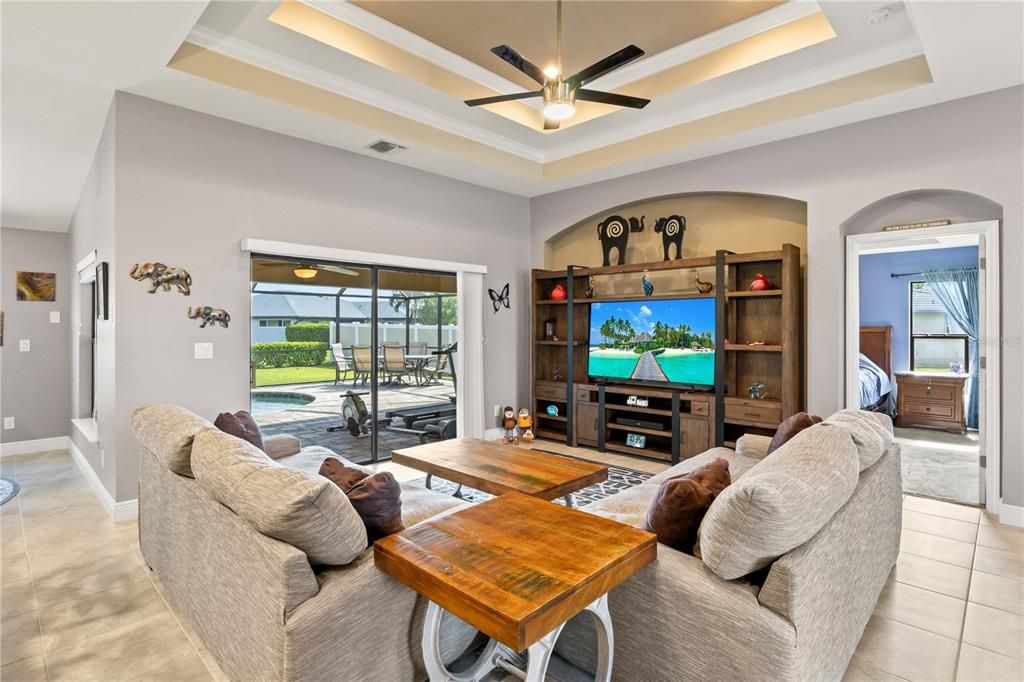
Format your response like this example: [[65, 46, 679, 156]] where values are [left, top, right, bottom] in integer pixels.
[[214, 411, 265, 452], [642, 458, 731, 555], [319, 458, 404, 545], [767, 412, 823, 455]]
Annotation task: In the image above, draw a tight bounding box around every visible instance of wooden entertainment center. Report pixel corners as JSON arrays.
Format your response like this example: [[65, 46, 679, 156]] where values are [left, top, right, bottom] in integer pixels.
[[531, 244, 802, 463]]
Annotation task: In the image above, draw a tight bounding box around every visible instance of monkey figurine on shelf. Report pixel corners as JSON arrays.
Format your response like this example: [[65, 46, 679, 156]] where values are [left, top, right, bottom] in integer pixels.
[[517, 408, 534, 443], [501, 406, 517, 444]]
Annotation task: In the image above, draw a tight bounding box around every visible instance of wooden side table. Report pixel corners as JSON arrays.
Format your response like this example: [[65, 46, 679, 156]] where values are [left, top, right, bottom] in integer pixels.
[[895, 372, 968, 434], [374, 492, 656, 681]]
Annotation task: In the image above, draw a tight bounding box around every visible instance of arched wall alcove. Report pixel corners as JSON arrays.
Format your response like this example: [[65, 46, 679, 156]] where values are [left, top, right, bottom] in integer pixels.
[[841, 189, 1003, 235], [544, 191, 808, 268]]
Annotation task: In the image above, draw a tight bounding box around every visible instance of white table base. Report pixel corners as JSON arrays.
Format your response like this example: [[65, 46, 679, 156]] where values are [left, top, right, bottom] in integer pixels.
[[422, 594, 613, 682]]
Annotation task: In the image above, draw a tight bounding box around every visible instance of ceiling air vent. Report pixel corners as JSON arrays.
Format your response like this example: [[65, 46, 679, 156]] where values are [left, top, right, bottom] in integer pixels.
[[366, 139, 407, 154]]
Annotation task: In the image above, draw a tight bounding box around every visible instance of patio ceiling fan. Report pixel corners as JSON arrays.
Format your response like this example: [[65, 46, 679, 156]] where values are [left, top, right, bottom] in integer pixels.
[[266, 260, 361, 280], [464, 0, 650, 129]]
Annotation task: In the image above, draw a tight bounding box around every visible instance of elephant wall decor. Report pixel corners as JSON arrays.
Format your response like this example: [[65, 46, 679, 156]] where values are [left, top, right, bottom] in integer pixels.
[[653, 215, 686, 261], [596, 215, 645, 266], [187, 306, 231, 328], [129, 262, 192, 295]]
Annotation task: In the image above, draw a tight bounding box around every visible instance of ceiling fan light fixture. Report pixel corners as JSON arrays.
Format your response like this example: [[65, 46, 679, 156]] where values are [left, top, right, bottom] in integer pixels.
[[543, 80, 576, 121], [542, 65, 560, 80], [293, 265, 319, 279]]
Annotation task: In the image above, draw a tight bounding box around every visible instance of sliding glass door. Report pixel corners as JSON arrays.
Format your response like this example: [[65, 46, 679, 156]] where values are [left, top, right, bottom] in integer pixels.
[[249, 255, 457, 463]]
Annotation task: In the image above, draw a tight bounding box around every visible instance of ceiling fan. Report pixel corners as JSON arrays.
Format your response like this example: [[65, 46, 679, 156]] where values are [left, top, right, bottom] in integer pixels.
[[464, 0, 650, 129], [266, 261, 361, 280]]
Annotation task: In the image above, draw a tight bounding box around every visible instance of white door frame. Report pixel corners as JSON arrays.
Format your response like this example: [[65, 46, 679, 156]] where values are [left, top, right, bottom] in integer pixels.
[[845, 221, 1001, 516], [240, 239, 488, 437]]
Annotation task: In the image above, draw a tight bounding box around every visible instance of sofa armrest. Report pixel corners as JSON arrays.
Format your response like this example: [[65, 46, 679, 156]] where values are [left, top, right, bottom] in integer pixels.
[[284, 550, 478, 680], [735, 433, 772, 459], [264, 434, 301, 459]]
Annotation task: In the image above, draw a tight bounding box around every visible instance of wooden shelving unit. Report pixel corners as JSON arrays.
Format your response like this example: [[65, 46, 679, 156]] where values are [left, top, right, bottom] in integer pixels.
[[531, 245, 802, 460]]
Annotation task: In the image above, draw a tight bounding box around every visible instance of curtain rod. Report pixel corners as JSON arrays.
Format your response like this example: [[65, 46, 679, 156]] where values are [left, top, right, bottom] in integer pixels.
[[890, 266, 978, 279]]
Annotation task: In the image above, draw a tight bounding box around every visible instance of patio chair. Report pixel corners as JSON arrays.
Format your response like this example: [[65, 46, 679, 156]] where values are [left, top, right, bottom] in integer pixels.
[[419, 346, 450, 387], [331, 344, 350, 384], [407, 341, 428, 355], [382, 343, 410, 385], [350, 344, 373, 386]]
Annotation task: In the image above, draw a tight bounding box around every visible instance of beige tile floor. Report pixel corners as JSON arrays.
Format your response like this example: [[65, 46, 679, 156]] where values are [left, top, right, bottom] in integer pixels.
[[2, 447, 1023, 681]]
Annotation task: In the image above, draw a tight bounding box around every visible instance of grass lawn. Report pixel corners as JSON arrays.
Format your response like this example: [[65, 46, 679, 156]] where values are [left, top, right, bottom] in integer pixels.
[[254, 363, 350, 387]]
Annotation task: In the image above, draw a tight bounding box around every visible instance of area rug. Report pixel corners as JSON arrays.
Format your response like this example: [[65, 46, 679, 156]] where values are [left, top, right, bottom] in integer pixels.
[[0, 478, 21, 506], [410, 459, 653, 508], [896, 427, 980, 506]]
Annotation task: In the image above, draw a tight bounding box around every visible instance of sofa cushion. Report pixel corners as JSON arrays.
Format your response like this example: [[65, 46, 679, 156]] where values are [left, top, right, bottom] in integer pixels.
[[823, 409, 894, 471], [767, 412, 822, 455], [276, 447, 373, 477], [648, 448, 761, 485], [214, 411, 265, 452], [698, 423, 860, 580], [319, 458, 404, 545], [191, 429, 366, 566], [643, 458, 731, 555], [131, 404, 213, 477]]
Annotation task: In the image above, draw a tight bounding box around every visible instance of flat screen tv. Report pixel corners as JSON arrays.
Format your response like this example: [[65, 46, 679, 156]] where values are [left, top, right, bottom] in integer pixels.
[[587, 298, 716, 387]]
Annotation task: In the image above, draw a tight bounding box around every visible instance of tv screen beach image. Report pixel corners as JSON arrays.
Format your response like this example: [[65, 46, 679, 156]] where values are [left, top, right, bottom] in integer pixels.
[[588, 298, 716, 386]]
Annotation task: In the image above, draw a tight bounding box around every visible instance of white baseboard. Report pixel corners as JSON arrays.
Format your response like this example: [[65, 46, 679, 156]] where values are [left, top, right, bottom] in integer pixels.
[[68, 439, 138, 523], [999, 502, 1024, 528], [1, 436, 70, 457]]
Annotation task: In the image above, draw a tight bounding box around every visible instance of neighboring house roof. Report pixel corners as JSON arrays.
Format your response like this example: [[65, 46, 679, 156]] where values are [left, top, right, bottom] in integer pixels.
[[251, 294, 405, 321]]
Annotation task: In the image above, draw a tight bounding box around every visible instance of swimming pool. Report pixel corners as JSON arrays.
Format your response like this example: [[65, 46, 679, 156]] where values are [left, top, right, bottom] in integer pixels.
[[250, 392, 315, 415]]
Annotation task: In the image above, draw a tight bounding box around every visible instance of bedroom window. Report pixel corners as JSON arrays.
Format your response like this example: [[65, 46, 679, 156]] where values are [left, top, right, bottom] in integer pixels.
[[909, 281, 968, 373]]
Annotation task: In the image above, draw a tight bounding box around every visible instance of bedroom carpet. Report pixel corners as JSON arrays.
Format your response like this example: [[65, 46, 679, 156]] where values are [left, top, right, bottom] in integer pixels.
[[896, 427, 980, 506]]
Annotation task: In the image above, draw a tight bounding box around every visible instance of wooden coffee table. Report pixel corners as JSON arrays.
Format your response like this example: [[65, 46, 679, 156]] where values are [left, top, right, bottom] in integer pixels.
[[392, 437, 608, 507], [374, 492, 656, 681]]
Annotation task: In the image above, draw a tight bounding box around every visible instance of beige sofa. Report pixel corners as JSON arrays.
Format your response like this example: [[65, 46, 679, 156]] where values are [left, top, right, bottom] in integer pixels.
[[556, 409, 903, 681], [132, 405, 476, 682]]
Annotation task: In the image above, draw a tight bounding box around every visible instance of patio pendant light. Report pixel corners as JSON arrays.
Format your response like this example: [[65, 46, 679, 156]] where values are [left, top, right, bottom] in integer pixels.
[[293, 265, 319, 279]]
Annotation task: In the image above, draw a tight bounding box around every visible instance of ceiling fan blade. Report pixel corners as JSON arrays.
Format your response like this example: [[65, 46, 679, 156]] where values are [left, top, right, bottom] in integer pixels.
[[567, 45, 645, 88], [491, 44, 548, 85], [318, 265, 361, 277], [465, 91, 542, 107], [576, 89, 650, 109], [543, 118, 561, 131]]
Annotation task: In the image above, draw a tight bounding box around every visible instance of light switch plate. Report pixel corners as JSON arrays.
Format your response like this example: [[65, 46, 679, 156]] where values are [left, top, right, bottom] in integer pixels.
[[194, 342, 214, 360], [50, 311, 60, 323], [3, 417, 14, 430], [18, 339, 30, 352]]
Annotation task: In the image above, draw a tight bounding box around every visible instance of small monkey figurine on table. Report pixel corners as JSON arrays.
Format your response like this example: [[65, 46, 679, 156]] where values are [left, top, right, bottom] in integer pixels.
[[501, 406, 517, 444]]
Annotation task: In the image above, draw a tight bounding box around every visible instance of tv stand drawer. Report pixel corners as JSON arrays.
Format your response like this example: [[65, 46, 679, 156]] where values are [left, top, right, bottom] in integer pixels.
[[724, 399, 781, 426]]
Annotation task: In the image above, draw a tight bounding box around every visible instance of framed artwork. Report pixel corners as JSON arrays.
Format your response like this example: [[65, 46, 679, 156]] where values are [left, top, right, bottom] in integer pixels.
[[16, 272, 56, 301], [95, 262, 109, 320]]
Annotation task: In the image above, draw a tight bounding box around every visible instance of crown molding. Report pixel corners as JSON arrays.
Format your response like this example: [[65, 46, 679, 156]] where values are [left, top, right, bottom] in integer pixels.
[[544, 37, 927, 161], [300, 0, 544, 111], [586, 0, 824, 92], [185, 24, 545, 163]]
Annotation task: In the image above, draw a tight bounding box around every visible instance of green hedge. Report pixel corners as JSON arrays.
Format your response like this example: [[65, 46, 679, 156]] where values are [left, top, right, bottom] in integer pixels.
[[285, 322, 330, 344], [251, 342, 328, 368]]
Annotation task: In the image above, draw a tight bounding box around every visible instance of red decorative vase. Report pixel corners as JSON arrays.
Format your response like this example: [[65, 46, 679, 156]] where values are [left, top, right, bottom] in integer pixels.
[[550, 283, 567, 300], [750, 274, 771, 291]]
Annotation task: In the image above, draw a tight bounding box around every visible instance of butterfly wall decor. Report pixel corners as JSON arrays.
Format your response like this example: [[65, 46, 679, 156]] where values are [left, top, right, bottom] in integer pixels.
[[488, 283, 510, 313]]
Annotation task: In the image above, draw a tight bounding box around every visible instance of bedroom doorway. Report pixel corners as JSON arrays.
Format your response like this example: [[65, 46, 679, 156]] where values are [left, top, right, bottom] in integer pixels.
[[846, 221, 1000, 514]]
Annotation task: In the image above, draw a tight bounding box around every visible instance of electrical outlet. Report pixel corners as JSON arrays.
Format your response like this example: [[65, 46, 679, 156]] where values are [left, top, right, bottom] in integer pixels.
[[494, 405, 501, 417], [194, 342, 214, 360], [3, 417, 14, 430], [100, 449, 105, 468], [18, 339, 30, 352], [50, 311, 60, 323]]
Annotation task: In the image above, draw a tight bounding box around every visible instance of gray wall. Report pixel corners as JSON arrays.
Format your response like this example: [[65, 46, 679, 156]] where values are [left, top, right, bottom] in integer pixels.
[[0, 227, 71, 443], [531, 86, 1024, 506], [68, 104, 117, 495], [80, 93, 530, 501]]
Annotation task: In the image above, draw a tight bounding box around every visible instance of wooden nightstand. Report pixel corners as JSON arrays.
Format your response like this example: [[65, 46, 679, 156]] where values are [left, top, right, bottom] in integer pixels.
[[895, 372, 968, 434]]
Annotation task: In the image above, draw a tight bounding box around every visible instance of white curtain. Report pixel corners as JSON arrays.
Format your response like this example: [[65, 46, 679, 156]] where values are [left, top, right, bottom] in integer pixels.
[[456, 271, 485, 438]]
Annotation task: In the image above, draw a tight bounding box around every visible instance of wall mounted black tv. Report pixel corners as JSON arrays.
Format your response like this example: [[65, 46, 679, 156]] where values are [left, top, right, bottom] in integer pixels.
[[587, 298, 716, 387]]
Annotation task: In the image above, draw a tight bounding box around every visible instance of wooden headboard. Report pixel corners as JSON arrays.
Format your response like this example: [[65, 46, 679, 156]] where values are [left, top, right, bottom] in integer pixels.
[[860, 326, 893, 378]]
